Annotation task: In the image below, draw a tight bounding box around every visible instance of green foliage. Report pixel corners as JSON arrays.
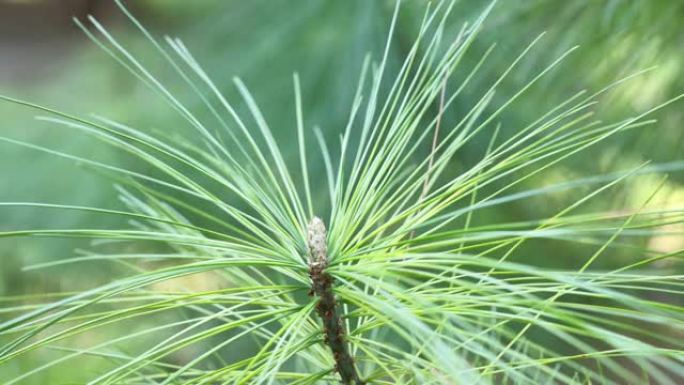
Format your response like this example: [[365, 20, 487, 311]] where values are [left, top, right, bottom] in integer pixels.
[[1, 1, 683, 384]]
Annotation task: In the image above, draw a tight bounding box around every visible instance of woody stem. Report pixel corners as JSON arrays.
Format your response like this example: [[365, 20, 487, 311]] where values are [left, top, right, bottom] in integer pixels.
[[309, 260, 364, 385]]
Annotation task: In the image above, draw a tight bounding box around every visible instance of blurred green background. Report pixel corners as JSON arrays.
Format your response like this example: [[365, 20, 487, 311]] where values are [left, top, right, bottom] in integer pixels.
[[0, 0, 682, 382]]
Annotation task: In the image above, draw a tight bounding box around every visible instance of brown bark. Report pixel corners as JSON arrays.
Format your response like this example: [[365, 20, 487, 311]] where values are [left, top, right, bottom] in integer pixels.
[[307, 217, 364, 385]]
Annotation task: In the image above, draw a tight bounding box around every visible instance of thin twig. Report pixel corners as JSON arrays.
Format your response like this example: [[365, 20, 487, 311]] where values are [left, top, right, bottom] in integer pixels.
[[409, 72, 449, 239], [422, 75, 449, 199]]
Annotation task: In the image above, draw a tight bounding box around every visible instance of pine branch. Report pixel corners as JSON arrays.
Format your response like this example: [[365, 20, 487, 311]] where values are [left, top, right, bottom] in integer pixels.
[[307, 217, 364, 385]]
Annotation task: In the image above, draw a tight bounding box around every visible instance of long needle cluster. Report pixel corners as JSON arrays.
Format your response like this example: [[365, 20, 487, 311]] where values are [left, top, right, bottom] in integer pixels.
[[0, 0, 683, 384]]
